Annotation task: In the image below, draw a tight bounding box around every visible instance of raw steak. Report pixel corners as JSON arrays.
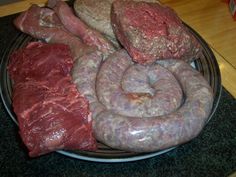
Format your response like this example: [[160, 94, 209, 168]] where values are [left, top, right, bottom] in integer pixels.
[[111, 0, 201, 64], [8, 42, 97, 157]]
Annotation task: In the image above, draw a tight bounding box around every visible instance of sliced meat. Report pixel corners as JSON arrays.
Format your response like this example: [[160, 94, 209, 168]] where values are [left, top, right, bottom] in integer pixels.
[[48, 0, 115, 57], [111, 0, 201, 64], [8, 42, 97, 157]]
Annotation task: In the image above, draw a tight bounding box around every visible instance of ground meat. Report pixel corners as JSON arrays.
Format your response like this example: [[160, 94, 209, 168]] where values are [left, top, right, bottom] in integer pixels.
[[111, 0, 201, 64], [8, 42, 97, 157]]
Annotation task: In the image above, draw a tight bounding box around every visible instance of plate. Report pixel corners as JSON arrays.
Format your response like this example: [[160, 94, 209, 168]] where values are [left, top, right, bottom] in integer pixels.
[[0, 25, 222, 163]]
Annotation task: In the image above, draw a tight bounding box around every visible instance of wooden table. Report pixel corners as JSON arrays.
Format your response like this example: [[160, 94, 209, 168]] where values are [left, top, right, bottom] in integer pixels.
[[0, 0, 235, 98]]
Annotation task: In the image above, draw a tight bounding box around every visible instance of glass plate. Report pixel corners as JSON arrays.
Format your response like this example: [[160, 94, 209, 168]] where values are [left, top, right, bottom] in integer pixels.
[[0, 25, 222, 163]]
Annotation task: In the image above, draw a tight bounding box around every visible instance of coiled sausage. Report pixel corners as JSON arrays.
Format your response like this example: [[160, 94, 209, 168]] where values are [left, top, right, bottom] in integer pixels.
[[72, 49, 213, 152]]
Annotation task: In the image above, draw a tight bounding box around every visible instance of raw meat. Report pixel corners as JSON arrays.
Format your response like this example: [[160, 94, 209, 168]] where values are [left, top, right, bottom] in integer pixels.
[[96, 50, 183, 117], [72, 49, 213, 152], [111, 0, 201, 64], [14, 4, 95, 61], [8, 42, 73, 83], [48, 0, 115, 57], [8, 42, 97, 157], [13, 1, 213, 153], [74, 0, 159, 48]]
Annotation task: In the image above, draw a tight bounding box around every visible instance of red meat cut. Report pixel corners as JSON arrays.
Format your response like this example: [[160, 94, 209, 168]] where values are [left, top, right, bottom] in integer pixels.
[[8, 42, 73, 83], [8, 42, 97, 157], [111, 0, 201, 64]]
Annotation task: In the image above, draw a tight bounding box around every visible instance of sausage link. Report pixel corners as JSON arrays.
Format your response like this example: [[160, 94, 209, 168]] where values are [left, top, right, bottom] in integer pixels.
[[72, 49, 213, 152], [93, 58, 213, 152], [96, 50, 183, 117], [72, 51, 106, 119]]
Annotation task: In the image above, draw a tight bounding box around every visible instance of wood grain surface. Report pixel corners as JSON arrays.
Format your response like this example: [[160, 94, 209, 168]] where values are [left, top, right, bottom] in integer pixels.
[[0, 0, 235, 98], [0, 0, 48, 17]]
